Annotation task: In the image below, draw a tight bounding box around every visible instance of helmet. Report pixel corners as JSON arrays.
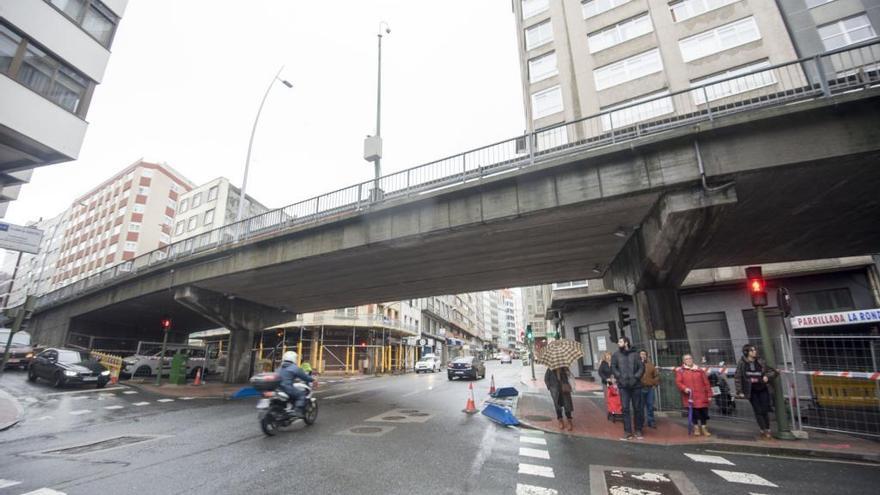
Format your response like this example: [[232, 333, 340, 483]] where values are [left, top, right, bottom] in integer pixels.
[[282, 351, 298, 363]]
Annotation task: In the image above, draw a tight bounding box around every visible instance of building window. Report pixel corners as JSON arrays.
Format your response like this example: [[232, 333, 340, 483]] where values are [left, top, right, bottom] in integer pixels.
[[588, 13, 653, 53], [203, 209, 215, 226], [690, 59, 776, 104], [1, 23, 92, 115], [594, 48, 663, 90], [582, 0, 632, 19], [191, 192, 202, 208], [679, 17, 761, 63], [124, 241, 137, 251], [187, 216, 198, 231], [742, 308, 786, 341], [128, 222, 141, 232], [179, 198, 189, 213], [522, 0, 550, 19], [112, 225, 121, 235], [529, 51, 558, 83], [796, 288, 854, 314], [818, 14, 877, 51], [170, 183, 181, 193], [132, 204, 145, 213], [160, 233, 171, 244], [806, 0, 836, 8], [531, 85, 563, 119], [601, 90, 674, 130], [207, 186, 219, 202], [47, 0, 119, 47], [552, 280, 589, 290], [137, 186, 150, 196], [525, 20, 553, 50], [684, 312, 734, 365], [140, 168, 154, 178], [670, 0, 739, 23], [174, 221, 185, 236]]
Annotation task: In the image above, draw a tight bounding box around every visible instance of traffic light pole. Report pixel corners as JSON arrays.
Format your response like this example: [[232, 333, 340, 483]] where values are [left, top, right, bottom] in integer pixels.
[[756, 304, 795, 440], [156, 328, 169, 386]]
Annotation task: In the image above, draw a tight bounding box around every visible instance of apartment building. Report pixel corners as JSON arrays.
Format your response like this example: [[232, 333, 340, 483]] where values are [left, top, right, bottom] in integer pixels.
[[0, 0, 128, 217], [513, 0, 799, 137], [51, 160, 193, 287], [0, 211, 68, 308], [170, 177, 269, 243], [777, 0, 879, 60], [522, 284, 555, 339]]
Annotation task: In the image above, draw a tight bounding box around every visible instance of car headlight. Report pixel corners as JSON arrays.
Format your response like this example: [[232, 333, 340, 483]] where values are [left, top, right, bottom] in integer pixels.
[[101, 370, 110, 376], [64, 370, 78, 377], [26, 353, 34, 358]]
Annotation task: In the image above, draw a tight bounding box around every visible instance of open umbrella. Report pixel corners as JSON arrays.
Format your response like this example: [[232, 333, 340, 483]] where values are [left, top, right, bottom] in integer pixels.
[[537, 339, 584, 370]]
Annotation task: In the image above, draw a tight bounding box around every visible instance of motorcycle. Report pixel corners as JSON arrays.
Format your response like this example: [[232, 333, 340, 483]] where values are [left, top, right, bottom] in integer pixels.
[[251, 373, 318, 436]]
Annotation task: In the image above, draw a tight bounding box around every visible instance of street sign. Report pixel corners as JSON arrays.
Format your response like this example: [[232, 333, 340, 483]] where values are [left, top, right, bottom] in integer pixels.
[[0, 222, 43, 254], [427, 338, 435, 346], [418, 339, 427, 346]]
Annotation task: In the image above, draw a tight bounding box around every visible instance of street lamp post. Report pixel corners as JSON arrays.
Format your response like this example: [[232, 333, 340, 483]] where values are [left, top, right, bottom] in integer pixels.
[[236, 67, 293, 224], [365, 22, 390, 201]]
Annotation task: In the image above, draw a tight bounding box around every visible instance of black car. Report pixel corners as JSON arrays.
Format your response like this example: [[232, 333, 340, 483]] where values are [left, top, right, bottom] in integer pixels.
[[447, 356, 486, 381], [27, 348, 110, 388]]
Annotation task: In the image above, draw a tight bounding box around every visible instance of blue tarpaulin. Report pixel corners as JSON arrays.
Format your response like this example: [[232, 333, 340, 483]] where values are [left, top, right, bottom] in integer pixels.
[[490, 386, 519, 398], [482, 403, 519, 426], [231, 386, 261, 399]]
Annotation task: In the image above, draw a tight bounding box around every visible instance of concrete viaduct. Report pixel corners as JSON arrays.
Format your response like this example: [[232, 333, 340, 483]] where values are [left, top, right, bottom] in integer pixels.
[[28, 88, 880, 382]]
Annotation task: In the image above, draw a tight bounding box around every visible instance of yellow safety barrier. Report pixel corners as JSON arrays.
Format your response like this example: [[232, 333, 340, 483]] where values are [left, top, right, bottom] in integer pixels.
[[318, 345, 325, 374], [296, 341, 303, 366], [90, 350, 123, 384], [811, 376, 880, 408]]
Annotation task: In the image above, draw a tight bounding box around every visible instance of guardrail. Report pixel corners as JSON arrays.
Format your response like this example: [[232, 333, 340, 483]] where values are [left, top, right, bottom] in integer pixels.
[[36, 41, 880, 310]]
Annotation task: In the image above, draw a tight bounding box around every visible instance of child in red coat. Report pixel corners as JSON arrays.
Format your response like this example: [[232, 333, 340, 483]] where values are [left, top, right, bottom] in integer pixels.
[[675, 354, 713, 437]]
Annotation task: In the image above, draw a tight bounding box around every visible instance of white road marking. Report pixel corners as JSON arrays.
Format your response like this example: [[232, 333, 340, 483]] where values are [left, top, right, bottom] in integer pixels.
[[520, 436, 547, 446], [711, 470, 778, 487], [631, 473, 670, 483], [122, 391, 138, 395], [69, 410, 91, 415], [518, 463, 555, 478], [704, 448, 880, 467], [179, 397, 194, 400], [519, 429, 544, 436], [44, 386, 125, 396], [401, 390, 421, 397], [519, 447, 550, 459], [324, 388, 380, 400], [516, 483, 558, 495], [609, 487, 660, 495], [0, 480, 22, 489], [71, 396, 89, 400], [684, 453, 735, 465], [34, 416, 53, 421], [132, 402, 150, 406], [21, 489, 67, 495], [104, 405, 124, 410], [157, 399, 174, 403]]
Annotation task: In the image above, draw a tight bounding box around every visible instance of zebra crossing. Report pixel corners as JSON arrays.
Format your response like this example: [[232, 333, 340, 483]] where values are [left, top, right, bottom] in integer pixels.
[[513, 429, 558, 495], [0, 480, 65, 494], [684, 452, 779, 488]]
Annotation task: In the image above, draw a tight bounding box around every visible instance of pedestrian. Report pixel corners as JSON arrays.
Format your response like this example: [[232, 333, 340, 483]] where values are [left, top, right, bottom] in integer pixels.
[[544, 366, 574, 431], [734, 344, 777, 440], [675, 354, 713, 437], [639, 350, 660, 429], [598, 351, 613, 389], [611, 336, 645, 440]]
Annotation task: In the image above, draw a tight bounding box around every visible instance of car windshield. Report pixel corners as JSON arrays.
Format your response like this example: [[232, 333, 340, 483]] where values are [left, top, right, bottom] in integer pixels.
[[453, 357, 473, 364], [57, 350, 88, 364], [0, 330, 31, 346]]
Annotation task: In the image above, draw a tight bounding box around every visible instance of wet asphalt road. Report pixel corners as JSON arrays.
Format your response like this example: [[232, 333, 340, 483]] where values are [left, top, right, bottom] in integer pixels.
[[1, 363, 878, 495]]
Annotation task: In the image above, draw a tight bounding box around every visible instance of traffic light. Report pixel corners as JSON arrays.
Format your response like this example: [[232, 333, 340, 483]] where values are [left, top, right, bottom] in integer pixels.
[[525, 325, 533, 342], [617, 306, 630, 330], [746, 266, 768, 307], [777, 287, 792, 317], [160, 316, 172, 332]]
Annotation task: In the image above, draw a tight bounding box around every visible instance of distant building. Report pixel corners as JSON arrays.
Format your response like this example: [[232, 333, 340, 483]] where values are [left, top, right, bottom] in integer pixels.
[[1, 212, 68, 308], [171, 177, 269, 243], [0, 0, 128, 217]]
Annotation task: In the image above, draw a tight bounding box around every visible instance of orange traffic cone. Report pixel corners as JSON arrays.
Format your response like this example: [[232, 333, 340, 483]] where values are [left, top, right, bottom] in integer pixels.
[[193, 368, 202, 386], [462, 382, 478, 414], [489, 374, 496, 395]]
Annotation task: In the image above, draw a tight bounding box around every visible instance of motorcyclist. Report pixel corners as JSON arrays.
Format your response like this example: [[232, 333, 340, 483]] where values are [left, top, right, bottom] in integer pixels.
[[277, 351, 315, 417]]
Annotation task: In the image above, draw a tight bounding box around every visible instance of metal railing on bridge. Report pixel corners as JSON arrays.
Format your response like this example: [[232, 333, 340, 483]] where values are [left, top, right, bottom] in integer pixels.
[[36, 41, 880, 310]]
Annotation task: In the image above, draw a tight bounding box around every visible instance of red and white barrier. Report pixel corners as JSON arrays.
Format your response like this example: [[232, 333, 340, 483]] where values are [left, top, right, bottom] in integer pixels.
[[657, 366, 880, 380]]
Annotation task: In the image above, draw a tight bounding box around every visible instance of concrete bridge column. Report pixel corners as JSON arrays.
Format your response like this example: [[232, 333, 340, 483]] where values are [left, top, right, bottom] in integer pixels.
[[174, 286, 293, 383], [605, 186, 738, 345]]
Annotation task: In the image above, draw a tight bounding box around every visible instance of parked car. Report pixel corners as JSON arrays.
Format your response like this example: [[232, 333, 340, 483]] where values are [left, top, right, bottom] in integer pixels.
[[121, 346, 211, 378], [28, 348, 110, 388], [447, 356, 486, 381], [415, 357, 440, 373], [500, 353, 512, 364], [0, 330, 34, 370]]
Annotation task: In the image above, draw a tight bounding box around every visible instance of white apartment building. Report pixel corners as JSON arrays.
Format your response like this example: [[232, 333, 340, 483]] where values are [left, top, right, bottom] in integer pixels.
[[0, 0, 128, 217], [171, 177, 269, 243], [0, 211, 68, 308]]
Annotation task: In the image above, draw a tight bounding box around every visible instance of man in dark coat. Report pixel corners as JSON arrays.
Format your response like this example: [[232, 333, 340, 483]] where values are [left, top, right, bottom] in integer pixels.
[[611, 336, 645, 440], [735, 344, 778, 440]]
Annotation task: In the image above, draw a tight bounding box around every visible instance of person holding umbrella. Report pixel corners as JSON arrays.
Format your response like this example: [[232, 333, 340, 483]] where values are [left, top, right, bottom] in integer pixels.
[[675, 354, 713, 436], [538, 339, 584, 432]]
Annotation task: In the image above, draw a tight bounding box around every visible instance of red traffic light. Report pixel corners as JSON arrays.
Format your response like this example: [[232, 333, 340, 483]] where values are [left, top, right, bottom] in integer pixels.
[[749, 278, 765, 293], [745, 266, 767, 307], [161, 317, 172, 330]]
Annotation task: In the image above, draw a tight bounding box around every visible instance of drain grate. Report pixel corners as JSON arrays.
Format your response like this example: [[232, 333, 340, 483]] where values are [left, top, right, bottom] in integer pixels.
[[42, 435, 160, 456], [407, 412, 430, 417], [382, 416, 408, 421]]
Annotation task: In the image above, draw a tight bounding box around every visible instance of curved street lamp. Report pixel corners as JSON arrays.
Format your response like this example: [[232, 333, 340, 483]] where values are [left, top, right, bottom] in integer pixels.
[[236, 66, 293, 223]]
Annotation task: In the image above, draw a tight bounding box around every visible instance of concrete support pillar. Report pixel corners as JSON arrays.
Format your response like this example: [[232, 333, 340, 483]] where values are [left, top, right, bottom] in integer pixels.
[[633, 287, 687, 343], [174, 286, 293, 384]]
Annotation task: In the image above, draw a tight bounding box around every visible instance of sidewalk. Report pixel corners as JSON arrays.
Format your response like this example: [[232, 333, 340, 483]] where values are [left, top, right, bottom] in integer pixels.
[[0, 388, 23, 431], [124, 372, 379, 399], [517, 364, 880, 462]]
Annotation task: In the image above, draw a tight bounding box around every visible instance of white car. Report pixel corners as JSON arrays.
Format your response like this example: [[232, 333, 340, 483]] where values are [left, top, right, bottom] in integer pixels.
[[500, 354, 512, 364], [122, 346, 211, 378], [415, 356, 440, 373]]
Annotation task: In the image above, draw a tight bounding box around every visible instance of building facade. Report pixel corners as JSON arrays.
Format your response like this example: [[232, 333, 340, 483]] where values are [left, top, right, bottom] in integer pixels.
[[513, 0, 800, 138], [0, 0, 128, 217], [51, 160, 193, 287], [171, 177, 269, 243], [1, 211, 68, 308], [776, 0, 879, 59]]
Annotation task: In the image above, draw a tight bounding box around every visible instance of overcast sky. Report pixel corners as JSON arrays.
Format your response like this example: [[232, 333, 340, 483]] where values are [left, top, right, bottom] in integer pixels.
[[5, 0, 526, 230]]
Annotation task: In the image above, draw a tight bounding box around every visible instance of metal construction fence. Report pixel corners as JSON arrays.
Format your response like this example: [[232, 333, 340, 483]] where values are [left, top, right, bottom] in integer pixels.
[[648, 334, 880, 438], [35, 41, 880, 311]]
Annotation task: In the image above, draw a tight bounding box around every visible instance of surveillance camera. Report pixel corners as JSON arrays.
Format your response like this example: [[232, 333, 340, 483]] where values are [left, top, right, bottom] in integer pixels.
[[386, 28, 391, 34]]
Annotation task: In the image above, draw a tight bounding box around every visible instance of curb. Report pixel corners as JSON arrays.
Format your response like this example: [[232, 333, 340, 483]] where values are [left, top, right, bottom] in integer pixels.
[[0, 388, 24, 431]]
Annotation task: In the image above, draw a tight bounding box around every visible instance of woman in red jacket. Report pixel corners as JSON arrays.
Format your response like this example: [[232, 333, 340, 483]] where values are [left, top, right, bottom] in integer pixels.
[[675, 354, 713, 437]]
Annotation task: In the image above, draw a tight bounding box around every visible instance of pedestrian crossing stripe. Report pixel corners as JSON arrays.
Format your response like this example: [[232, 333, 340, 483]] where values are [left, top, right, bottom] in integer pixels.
[[518, 463, 555, 478], [104, 405, 124, 410], [519, 447, 550, 459], [20, 489, 66, 494], [520, 436, 547, 446], [519, 429, 544, 436], [684, 453, 735, 465], [0, 480, 22, 489], [133, 402, 150, 406], [157, 399, 174, 403], [122, 391, 138, 395], [69, 410, 91, 415], [711, 470, 778, 487], [516, 483, 558, 495]]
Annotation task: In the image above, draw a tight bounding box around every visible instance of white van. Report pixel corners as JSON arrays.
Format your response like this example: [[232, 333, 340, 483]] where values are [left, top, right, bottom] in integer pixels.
[[121, 346, 212, 378]]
